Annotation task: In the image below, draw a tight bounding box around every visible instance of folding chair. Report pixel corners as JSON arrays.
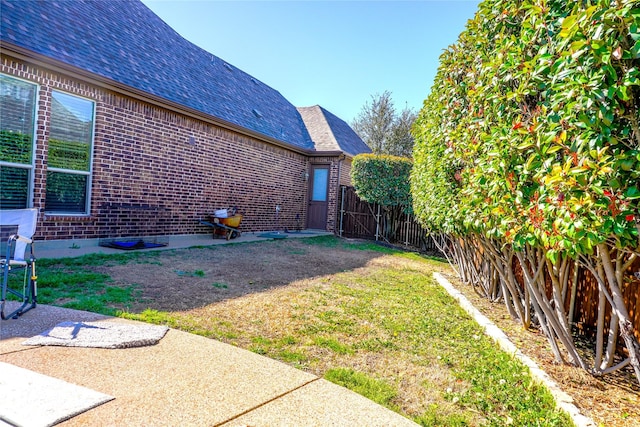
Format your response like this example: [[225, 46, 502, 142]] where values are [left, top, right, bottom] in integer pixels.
[[1, 208, 38, 320]]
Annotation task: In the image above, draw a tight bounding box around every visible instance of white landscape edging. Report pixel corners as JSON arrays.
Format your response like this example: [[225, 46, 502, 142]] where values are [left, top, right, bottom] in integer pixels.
[[432, 272, 596, 427]]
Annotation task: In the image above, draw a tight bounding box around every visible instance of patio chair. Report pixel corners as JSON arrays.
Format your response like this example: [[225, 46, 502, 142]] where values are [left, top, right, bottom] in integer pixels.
[[1, 208, 38, 320]]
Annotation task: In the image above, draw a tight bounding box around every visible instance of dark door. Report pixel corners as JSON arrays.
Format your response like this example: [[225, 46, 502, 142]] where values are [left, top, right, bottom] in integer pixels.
[[307, 165, 329, 229]]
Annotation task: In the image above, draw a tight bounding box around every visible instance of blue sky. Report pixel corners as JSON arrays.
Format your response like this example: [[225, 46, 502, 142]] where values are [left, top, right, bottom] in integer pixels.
[[141, 0, 480, 124]]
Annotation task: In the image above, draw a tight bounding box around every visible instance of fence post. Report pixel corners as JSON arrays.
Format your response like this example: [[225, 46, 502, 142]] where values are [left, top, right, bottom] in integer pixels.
[[375, 204, 381, 241], [404, 215, 411, 247]]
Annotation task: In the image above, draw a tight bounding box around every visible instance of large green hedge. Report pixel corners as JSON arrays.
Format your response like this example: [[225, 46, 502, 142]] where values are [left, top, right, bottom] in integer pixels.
[[352, 153, 413, 207], [413, 0, 639, 254], [412, 0, 640, 384]]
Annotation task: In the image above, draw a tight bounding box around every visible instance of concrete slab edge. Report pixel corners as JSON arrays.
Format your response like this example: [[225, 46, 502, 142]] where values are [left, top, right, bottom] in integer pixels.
[[432, 272, 596, 427]]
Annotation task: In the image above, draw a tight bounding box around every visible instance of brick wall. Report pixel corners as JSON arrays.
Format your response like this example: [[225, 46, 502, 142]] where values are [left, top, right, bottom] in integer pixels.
[[1, 56, 348, 240], [340, 159, 352, 187]]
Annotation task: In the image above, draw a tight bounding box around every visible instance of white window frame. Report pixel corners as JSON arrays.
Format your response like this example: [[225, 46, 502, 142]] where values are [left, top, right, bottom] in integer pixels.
[[0, 73, 38, 209], [44, 90, 96, 216]]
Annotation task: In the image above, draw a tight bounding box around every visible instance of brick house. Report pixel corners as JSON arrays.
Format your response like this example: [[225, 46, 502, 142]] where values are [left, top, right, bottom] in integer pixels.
[[0, 0, 370, 241]]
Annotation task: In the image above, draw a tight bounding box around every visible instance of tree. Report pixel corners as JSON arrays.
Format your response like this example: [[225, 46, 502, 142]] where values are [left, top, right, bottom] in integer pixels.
[[351, 91, 416, 157], [389, 107, 416, 158]]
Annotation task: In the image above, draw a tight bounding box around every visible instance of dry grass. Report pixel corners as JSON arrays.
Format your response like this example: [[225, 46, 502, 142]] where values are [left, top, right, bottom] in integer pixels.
[[103, 238, 569, 426], [38, 236, 639, 425], [151, 255, 477, 423]]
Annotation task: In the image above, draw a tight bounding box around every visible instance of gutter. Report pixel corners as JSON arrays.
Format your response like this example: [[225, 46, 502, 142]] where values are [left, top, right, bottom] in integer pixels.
[[1, 42, 338, 158], [337, 153, 346, 236]]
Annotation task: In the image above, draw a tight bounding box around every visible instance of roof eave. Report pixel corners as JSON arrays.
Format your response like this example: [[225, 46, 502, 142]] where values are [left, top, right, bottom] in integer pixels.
[[308, 150, 346, 158], [2, 42, 321, 156]]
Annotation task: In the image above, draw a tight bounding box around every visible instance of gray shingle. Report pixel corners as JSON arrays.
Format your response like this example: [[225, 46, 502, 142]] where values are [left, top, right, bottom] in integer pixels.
[[0, 0, 314, 150], [298, 106, 371, 157]]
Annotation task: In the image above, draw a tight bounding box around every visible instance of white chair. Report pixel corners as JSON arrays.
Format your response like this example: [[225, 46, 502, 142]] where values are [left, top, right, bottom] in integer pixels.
[[1, 208, 38, 319]]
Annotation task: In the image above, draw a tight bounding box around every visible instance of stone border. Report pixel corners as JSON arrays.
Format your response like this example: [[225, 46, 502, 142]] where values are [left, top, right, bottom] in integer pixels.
[[433, 272, 595, 427]]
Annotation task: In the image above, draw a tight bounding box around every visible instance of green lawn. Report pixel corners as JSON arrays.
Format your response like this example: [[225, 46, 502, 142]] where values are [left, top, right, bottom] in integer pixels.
[[30, 237, 573, 426]]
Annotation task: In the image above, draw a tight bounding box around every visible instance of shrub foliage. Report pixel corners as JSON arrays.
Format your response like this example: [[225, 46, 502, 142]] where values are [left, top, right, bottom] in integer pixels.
[[352, 154, 413, 242], [412, 0, 640, 384], [352, 154, 413, 207]]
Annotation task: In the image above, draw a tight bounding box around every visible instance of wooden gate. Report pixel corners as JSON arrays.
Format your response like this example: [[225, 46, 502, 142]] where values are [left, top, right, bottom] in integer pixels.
[[337, 186, 442, 254]]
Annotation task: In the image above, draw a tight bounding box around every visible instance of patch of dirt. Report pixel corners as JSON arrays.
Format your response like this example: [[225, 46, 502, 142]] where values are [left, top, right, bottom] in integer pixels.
[[95, 239, 384, 313], [90, 238, 638, 426]]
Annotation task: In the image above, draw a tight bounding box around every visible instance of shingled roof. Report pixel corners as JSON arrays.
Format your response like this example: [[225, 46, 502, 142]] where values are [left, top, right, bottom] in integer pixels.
[[0, 0, 315, 151], [298, 106, 371, 157]]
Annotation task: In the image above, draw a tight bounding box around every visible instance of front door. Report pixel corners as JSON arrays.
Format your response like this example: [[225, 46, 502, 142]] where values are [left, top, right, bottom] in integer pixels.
[[307, 165, 329, 229]]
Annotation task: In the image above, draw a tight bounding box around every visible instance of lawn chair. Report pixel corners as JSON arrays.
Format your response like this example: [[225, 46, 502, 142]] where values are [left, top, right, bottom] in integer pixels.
[[1, 208, 38, 320]]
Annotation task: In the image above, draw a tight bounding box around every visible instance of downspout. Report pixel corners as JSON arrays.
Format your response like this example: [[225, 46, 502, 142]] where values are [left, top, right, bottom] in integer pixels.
[[336, 153, 345, 235]]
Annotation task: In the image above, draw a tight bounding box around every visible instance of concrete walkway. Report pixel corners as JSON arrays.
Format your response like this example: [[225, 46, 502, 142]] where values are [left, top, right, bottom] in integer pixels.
[[0, 232, 418, 426], [32, 229, 332, 259]]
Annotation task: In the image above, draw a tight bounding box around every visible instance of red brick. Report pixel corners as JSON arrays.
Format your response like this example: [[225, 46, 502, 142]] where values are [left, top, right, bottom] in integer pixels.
[[2, 57, 353, 240]]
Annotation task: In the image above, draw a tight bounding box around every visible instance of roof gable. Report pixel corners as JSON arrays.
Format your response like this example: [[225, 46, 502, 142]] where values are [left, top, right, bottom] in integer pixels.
[[0, 0, 314, 150], [298, 106, 371, 157]]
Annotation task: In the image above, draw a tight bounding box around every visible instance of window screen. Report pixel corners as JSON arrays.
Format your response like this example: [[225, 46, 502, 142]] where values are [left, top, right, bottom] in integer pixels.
[[45, 91, 94, 214], [0, 74, 37, 209]]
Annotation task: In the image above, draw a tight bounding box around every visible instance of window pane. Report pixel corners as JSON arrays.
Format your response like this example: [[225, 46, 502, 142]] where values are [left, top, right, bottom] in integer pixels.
[[0, 166, 29, 209], [46, 91, 94, 214], [49, 91, 93, 171], [312, 168, 328, 202], [45, 171, 87, 213], [0, 75, 36, 164]]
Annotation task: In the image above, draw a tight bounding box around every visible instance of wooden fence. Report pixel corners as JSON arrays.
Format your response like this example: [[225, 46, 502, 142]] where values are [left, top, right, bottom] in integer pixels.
[[506, 249, 640, 343], [337, 186, 442, 254]]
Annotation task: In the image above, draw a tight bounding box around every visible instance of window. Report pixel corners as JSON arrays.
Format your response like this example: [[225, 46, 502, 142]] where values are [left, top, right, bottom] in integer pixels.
[[0, 74, 37, 209], [45, 91, 94, 214], [311, 167, 329, 202]]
